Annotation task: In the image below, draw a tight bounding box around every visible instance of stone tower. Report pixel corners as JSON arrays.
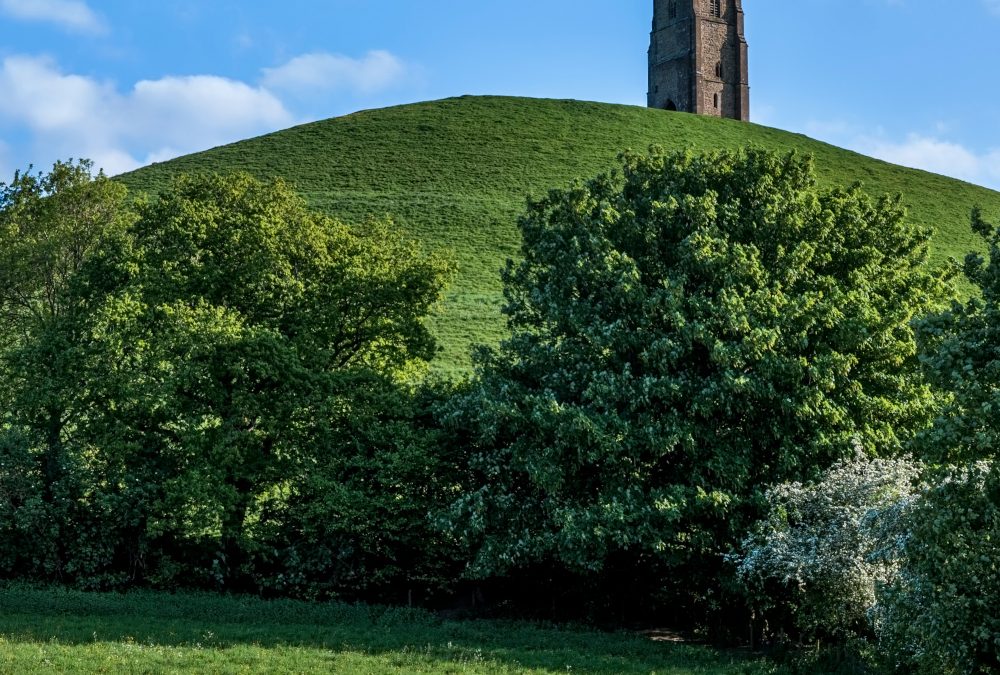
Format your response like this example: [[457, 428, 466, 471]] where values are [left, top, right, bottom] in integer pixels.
[[648, 0, 749, 121]]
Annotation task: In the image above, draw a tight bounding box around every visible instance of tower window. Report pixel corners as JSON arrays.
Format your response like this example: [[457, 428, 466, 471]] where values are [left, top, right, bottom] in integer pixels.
[[714, 93, 719, 108], [669, 1, 677, 19], [715, 62, 723, 79], [711, 0, 722, 18]]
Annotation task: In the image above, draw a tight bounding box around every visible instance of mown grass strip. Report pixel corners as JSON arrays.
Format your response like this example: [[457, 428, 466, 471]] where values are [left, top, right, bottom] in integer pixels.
[[0, 587, 785, 674]]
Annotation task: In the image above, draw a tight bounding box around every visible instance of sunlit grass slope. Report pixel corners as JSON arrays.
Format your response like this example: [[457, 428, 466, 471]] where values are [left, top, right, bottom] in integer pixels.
[[0, 587, 787, 674], [119, 96, 1000, 376]]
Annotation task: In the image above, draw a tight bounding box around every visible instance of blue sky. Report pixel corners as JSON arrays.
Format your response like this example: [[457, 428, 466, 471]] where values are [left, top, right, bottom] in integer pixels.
[[1, 0, 999, 189]]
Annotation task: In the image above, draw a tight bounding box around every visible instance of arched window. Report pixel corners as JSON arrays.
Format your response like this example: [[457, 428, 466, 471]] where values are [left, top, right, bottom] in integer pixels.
[[713, 93, 719, 109], [715, 62, 723, 79], [711, 0, 722, 18], [668, 1, 677, 19]]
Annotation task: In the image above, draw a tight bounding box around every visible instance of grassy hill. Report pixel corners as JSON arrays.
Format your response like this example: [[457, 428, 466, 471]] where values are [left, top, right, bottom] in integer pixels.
[[119, 96, 1000, 377]]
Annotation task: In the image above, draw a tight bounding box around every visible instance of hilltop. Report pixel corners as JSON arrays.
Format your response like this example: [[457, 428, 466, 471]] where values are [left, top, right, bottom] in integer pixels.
[[119, 96, 1000, 376]]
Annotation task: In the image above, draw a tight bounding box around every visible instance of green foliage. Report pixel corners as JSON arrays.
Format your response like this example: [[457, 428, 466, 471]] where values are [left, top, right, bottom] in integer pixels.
[[0, 159, 136, 587], [873, 462, 1000, 674], [0, 159, 132, 456], [247, 377, 467, 601], [0, 159, 132, 335], [441, 148, 950, 602], [917, 208, 1000, 463], [0, 429, 53, 574], [0, 164, 461, 598], [117, 96, 1000, 375], [872, 210, 1000, 673], [0, 586, 791, 674], [76, 172, 456, 593]]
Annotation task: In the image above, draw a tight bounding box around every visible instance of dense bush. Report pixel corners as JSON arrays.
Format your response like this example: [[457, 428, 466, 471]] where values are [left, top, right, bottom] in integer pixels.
[[734, 446, 922, 643], [246, 378, 467, 602], [869, 208, 1000, 673], [916, 207, 1000, 465], [0, 428, 55, 575], [0, 164, 461, 600], [440, 147, 950, 617], [873, 461, 1000, 674]]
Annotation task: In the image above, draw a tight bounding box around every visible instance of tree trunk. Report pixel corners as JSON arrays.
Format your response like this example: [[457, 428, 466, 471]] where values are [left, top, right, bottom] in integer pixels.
[[220, 475, 254, 589]]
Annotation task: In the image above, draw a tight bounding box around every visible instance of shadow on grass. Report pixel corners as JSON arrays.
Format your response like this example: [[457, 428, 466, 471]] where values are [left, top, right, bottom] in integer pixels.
[[0, 586, 781, 674]]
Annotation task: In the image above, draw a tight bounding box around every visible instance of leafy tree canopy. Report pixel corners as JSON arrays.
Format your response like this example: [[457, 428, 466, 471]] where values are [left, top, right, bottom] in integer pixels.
[[0, 165, 459, 592], [879, 209, 1000, 673], [0, 159, 132, 338], [0, 160, 134, 532], [74, 172, 455, 584], [443, 147, 951, 581], [875, 460, 1000, 674], [917, 207, 1000, 463]]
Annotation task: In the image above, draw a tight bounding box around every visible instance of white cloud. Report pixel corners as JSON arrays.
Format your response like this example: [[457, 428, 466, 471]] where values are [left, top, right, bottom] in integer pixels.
[[127, 75, 291, 148], [0, 55, 293, 176], [861, 135, 1000, 189], [0, 56, 114, 131], [0, 49, 415, 177], [798, 116, 1000, 191], [261, 50, 408, 95], [859, 135, 982, 183], [0, 0, 106, 34]]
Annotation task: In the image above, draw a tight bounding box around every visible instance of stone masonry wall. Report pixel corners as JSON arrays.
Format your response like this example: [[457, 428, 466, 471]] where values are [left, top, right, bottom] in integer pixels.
[[648, 0, 748, 121]]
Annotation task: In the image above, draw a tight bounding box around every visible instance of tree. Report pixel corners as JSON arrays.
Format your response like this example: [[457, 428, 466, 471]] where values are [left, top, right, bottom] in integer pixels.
[[441, 148, 951, 610], [0, 159, 133, 458], [0, 161, 134, 580], [71, 172, 456, 588], [917, 207, 1000, 463], [872, 209, 1000, 673], [0, 159, 132, 339], [873, 461, 1000, 674], [1, 168, 458, 592]]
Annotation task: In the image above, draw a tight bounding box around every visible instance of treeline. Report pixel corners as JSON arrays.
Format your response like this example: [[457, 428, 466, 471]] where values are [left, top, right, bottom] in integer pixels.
[[1, 151, 997, 673], [0, 163, 463, 602]]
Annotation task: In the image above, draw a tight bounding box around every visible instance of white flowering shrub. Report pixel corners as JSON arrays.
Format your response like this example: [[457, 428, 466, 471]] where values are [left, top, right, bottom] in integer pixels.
[[733, 447, 922, 642]]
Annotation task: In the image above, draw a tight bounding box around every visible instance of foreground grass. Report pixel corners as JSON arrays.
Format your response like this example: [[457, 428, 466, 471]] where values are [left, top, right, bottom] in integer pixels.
[[119, 96, 1000, 375], [0, 587, 785, 674]]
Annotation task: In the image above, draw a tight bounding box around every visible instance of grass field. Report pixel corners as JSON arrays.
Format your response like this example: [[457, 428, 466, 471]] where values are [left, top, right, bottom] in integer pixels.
[[0, 587, 786, 674], [118, 96, 1000, 376]]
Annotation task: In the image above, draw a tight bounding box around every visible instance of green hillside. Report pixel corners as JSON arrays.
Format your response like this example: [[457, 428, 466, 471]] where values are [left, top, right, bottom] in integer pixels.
[[119, 96, 1000, 376]]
